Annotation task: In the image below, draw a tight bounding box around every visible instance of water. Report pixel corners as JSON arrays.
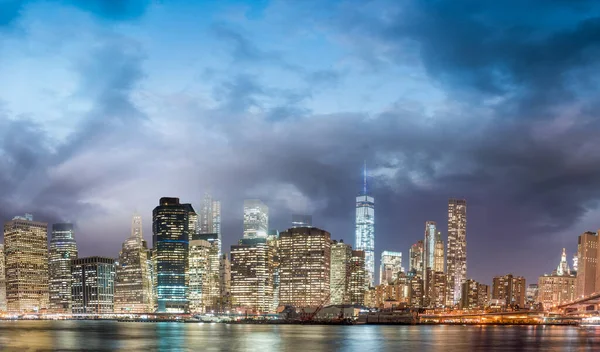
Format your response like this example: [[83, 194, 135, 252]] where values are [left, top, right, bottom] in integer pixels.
[[0, 321, 598, 351]]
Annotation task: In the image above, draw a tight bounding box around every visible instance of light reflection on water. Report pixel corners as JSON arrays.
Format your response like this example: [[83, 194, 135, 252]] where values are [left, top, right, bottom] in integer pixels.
[[0, 321, 598, 351]]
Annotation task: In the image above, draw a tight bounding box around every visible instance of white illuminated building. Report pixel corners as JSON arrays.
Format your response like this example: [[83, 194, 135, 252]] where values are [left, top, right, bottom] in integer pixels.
[[380, 251, 402, 285], [355, 163, 375, 287], [243, 199, 269, 239]]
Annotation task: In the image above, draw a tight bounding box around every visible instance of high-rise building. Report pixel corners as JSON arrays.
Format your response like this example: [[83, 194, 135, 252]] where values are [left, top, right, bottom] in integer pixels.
[[447, 198, 467, 305], [278, 227, 331, 308], [4, 214, 49, 313], [230, 238, 275, 313], [355, 163, 375, 287], [576, 231, 598, 298], [71, 257, 115, 314], [153, 197, 196, 313], [460, 279, 489, 310], [291, 214, 312, 228], [0, 245, 6, 312], [349, 250, 366, 305], [330, 241, 353, 305], [434, 239, 445, 273], [426, 270, 448, 308], [114, 214, 154, 313], [199, 193, 222, 255], [492, 274, 526, 308], [409, 275, 424, 308], [423, 221, 438, 272], [380, 251, 403, 285], [537, 249, 576, 310], [218, 254, 232, 312], [243, 199, 269, 239], [49, 223, 78, 313], [188, 238, 211, 313], [409, 240, 424, 276], [193, 233, 220, 312]]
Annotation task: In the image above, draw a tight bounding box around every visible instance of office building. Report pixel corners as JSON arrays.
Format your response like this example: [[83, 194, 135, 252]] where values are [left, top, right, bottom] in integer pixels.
[[0, 245, 5, 311], [278, 227, 331, 308], [409, 240, 424, 276], [4, 214, 49, 313], [537, 249, 576, 310], [243, 199, 269, 239], [114, 214, 154, 313], [380, 251, 403, 285], [71, 257, 115, 314], [153, 197, 196, 313], [355, 163, 375, 287], [576, 231, 597, 298], [331, 241, 353, 305], [434, 239, 445, 273], [447, 199, 467, 304], [188, 238, 211, 313], [230, 238, 275, 313], [199, 193, 221, 255], [492, 274, 526, 308], [349, 250, 366, 305], [49, 223, 78, 313], [218, 254, 232, 312], [426, 270, 448, 308]]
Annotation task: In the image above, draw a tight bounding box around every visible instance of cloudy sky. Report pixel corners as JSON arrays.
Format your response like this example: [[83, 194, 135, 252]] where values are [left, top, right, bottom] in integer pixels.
[[2, 0, 600, 285]]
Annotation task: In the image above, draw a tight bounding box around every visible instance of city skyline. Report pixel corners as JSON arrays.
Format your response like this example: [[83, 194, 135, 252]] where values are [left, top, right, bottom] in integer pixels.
[[1, 0, 600, 289]]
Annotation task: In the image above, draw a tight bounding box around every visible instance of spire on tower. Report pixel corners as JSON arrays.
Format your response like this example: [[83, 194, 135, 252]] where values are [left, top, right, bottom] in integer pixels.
[[363, 160, 367, 196]]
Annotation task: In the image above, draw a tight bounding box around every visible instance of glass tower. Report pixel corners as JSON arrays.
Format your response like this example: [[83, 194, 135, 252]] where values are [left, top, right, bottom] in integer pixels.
[[153, 197, 196, 313], [49, 223, 78, 312], [243, 199, 269, 239], [447, 198, 467, 305], [199, 193, 222, 255], [355, 163, 375, 287]]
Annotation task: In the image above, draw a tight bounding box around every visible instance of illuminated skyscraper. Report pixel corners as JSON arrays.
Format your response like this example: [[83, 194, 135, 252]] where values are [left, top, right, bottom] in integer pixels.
[[71, 257, 115, 314], [4, 214, 49, 313], [349, 250, 366, 305], [48, 223, 78, 313], [114, 214, 154, 313], [409, 240, 424, 276], [355, 163, 375, 287], [188, 238, 211, 313], [199, 193, 222, 255], [278, 227, 331, 308], [380, 251, 403, 285], [0, 245, 6, 312], [447, 198, 467, 304], [423, 222, 438, 272], [153, 197, 196, 313], [434, 240, 445, 273], [192, 233, 220, 312], [243, 199, 269, 239], [330, 241, 352, 305], [230, 238, 274, 313], [576, 231, 597, 298]]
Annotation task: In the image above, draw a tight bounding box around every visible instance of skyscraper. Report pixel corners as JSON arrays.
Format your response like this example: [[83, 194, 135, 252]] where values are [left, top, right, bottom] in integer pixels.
[[49, 223, 78, 313], [199, 193, 222, 255], [278, 227, 331, 308], [355, 163, 375, 287], [193, 233, 220, 312], [447, 198, 467, 305], [188, 238, 211, 313], [576, 231, 598, 298], [409, 240, 424, 276], [153, 197, 196, 313], [349, 250, 366, 305], [71, 257, 115, 314], [114, 214, 154, 313], [0, 245, 6, 312], [230, 238, 274, 313], [4, 214, 49, 313], [423, 221, 438, 272], [380, 251, 403, 285], [330, 241, 352, 305], [243, 199, 269, 239]]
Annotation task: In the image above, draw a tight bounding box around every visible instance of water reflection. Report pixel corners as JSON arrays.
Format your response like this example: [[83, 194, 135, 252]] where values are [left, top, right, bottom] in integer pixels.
[[0, 321, 598, 351]]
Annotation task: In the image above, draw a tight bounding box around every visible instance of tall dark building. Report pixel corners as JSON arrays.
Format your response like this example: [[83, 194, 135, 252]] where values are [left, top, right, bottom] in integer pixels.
[[153, 197, 196, 313], [71, 256, 115, 314], [49, 223, 78, 313]]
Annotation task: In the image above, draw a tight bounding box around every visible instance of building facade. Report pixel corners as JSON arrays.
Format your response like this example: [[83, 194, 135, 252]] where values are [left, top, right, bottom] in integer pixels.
[[199, 193, 221, 255], [230, 238, 274, 313], [349, 250, 366, 305], [188, 239, 211, 313], [153, 197, 196, 313], [243, 199, 269, 239], [355, 163, 375, 288], [380, 251, 403, 285], [492, 274, 526, 308], [71, 257, 115, 314], [447, 199, 467, 305], [409, 241, 424, 276], [4, 214, 49, 313], [330, 241, 352, 305], [537, 249, 576, 310], [576, 231, 597, 298], [278, 227, 331, 308], [114, 214, 154, 313], [0, 245, 6, 311], [49, 223, 78, 313], [219, 254, 232, 312]]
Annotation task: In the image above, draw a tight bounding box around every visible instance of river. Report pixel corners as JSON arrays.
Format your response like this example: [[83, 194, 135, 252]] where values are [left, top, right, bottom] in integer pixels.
[[0, 321, 597, 351]]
